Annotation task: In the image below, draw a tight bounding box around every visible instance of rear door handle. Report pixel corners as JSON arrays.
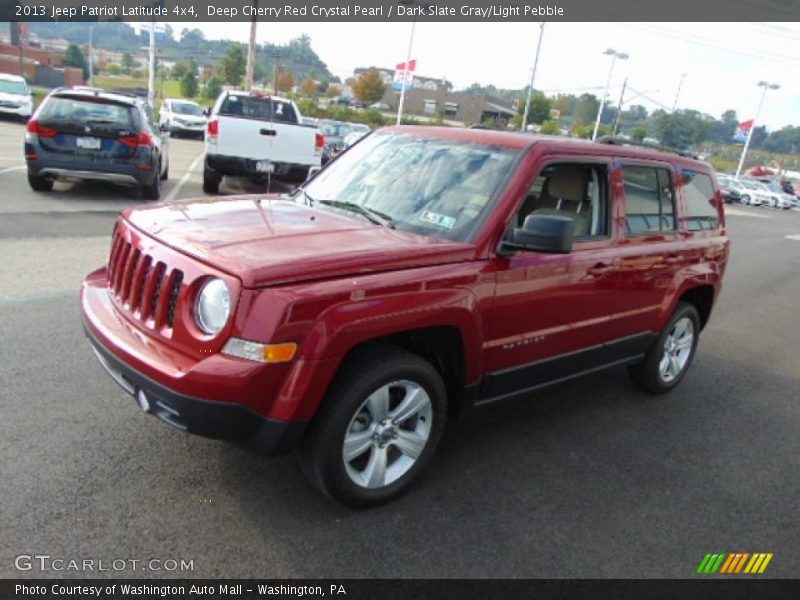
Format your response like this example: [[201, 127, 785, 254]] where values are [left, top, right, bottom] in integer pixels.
[[259, 128, 277, 136]]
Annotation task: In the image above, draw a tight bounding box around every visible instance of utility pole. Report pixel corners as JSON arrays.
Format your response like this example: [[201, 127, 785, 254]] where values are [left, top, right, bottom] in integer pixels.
[[612, 77, 627, 136], [593, 48, 628, 141], [672, 73, 686, 112], [147, 21, 156, 108], [88, 23, 94, 87], [245, 1, 258, 91], [521, 22, 546, 132]]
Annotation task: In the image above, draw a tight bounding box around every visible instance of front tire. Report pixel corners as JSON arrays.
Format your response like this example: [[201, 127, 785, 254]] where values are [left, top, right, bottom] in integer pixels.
[[298, 347, 447, 507], [628, 302, 700, 394]]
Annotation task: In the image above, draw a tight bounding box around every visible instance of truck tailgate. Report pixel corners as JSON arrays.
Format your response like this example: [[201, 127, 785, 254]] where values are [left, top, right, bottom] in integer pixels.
[[215, 117, 317, 166]]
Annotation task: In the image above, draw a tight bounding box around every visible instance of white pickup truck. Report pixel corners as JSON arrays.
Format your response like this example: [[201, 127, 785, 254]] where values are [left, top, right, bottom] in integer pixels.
[[203, 91, 324, 193]]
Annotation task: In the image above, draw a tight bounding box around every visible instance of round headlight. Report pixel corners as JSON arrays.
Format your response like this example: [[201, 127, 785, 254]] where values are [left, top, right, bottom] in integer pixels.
[[195, 278, 230, 335]]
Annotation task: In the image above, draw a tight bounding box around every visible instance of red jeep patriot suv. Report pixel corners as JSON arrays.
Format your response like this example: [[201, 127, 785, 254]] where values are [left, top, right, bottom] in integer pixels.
[[81, 128, 729, 506]]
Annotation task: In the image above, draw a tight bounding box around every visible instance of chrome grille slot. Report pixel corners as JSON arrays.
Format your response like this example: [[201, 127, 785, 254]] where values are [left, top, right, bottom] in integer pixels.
[[148, 262, 166, 323]]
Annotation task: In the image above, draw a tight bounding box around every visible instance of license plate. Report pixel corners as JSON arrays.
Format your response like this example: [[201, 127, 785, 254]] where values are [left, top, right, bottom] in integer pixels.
[[76, 136, 101, 150], [256, 160, 274, 173]]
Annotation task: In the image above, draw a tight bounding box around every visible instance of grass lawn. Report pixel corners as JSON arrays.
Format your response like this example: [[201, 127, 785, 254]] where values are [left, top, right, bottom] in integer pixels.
[[93, 76, 184, 102]]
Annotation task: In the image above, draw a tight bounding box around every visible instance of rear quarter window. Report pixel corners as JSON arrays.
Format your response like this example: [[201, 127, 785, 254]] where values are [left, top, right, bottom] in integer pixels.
[[218, 95, 298, 123], [682, 171, 719, 231]]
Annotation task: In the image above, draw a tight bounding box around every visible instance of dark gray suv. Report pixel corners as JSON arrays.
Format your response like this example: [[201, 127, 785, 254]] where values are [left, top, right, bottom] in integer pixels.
[[24, 88, 169, 200]]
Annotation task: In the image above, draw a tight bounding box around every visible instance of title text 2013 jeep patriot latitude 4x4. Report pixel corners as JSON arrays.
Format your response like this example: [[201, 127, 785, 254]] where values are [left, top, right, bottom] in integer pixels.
[[81, 128, 729, 506]]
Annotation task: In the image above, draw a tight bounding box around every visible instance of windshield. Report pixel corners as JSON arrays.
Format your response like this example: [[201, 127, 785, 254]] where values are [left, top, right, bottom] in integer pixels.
[[172, 101, 203, 116], [302, 132, 519, 241], [767, 184, 784, 193], [0, 79, 28, 95]]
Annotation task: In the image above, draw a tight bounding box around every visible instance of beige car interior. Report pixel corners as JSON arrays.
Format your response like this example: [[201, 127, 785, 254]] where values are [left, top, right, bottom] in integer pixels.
[[517, 165, 604, 237]]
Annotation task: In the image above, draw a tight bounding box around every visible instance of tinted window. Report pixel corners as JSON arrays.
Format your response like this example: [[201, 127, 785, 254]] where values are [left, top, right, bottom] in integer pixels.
[[39, 96, 134, 129], [172, 101, 203, 116], [218, 95, 298, 123], [683, 171, 719, 231], [0, 79, 27, 94], [623, 166, 675, 234]]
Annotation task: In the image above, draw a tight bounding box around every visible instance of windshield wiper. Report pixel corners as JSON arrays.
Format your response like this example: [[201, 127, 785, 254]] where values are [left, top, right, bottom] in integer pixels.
[[318, 199, 394, 228]]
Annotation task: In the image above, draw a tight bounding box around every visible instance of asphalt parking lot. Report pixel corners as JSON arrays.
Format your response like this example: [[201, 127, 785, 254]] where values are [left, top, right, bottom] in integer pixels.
[[0, 117, 798, 579]]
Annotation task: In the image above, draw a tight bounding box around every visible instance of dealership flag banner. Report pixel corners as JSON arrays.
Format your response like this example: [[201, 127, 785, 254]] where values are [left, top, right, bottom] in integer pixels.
[[393, 59, 417, 91], [734, 119, 754, 144]]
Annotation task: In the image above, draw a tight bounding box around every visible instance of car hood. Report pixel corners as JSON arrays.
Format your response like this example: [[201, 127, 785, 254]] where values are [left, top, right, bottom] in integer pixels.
[[123, 195, 476, 287]]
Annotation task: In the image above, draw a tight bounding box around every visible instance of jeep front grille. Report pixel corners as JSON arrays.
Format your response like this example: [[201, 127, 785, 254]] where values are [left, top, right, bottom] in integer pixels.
[[107, 234, 184, 330]]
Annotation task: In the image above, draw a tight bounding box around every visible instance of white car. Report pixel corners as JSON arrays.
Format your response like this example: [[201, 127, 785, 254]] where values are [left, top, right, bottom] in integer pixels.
[[0, 73, 34, 119], [763, 183, 796, 209], [738, 180, 770, 206], [159, 98, 207, 138]]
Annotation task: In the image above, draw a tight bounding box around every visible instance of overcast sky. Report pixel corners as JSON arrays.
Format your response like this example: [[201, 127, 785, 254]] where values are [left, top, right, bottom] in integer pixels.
[[170, 22, 800, 130]]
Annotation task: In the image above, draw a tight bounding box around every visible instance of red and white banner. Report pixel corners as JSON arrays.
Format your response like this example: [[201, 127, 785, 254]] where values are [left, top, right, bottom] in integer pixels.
[[393, 59, 417, 90], [734, 119, 754, 143]]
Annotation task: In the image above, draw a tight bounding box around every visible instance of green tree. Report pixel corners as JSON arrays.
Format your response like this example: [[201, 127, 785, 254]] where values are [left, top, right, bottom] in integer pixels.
[[63, 44, 89, 80], [275, 71, 295, 93], [171, 61, 190, 80], [220, 45, 246, 87], [107, 64, 122, 76], [352, 68, 387, 104], [652, 109, 713, 149], [325, 85, 342, 99], [631, 127, 647, 142], [121, 52, 135, 75], [180, 61, 199, 98], [518, 90, 551, 125], [203, 76, 223, 101], [300, 77, 317, 97], [540, 120, 559, 135], [572, 94, 600, 127]]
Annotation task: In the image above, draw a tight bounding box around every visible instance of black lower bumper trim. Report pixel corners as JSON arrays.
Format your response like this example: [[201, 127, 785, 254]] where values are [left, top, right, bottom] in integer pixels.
[[84, 322, 307, 455]]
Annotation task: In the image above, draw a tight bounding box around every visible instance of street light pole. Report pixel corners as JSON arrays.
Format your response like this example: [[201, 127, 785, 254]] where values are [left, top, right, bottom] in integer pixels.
[[147, 22, 156, 108], [672, 72, 686, 112], [735, 81, 780, 180], [88, 24, 94, 87], [612, 77, 627, 136], [245, 1, 258, 91], [396, 17, 417, 126], [592, 48, 628, 141], [521, 22, 546, 132]]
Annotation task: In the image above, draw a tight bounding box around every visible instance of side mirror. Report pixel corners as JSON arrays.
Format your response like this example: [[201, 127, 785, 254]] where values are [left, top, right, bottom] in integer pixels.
[[504, 214, 574, 254], [306, 166, 322, 181]]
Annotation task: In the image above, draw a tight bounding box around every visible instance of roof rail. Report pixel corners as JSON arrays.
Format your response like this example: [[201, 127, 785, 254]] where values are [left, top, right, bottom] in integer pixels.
[[595, 135, 699, 160]]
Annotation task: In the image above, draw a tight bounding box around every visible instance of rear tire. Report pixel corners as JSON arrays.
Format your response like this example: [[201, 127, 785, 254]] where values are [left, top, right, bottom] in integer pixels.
[[160, 159, 169, 181], [141, 167, 161, 200], [628, 302, 700, 394], [27, 172, 53, 192], [297, 346, 447, 507], [203, 166, 221, 194]]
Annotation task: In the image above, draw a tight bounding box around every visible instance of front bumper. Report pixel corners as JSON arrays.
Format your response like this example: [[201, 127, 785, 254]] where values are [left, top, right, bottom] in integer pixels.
[[81, 267, 309, 454], [170, 122, 205, 135], [0, 103, 32, 118], [84, 325, 306, 454]]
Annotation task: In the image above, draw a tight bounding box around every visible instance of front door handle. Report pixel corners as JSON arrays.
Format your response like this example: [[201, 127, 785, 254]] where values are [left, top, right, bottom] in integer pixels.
[[259, 128, 277, 136], [587, 262, 614, 276]]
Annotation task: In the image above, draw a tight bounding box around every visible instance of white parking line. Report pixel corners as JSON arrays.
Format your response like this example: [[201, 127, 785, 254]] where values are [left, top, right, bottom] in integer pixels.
[[785, 234, 800, 241], [0, 165, 25, 174], [725, 208, 772, 219], [163, 153, 204, 204]]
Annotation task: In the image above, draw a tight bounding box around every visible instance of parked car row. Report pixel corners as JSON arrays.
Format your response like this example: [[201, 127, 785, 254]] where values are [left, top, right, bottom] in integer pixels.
[[717, 174, 798, 209]]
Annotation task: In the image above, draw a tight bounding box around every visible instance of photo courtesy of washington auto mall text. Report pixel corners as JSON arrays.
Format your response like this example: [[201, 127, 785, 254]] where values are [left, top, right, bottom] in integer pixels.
[[1, 0, 800, 598]]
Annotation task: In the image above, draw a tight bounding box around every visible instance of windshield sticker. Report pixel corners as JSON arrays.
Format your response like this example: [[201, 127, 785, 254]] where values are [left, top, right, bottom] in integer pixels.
[[420, 211, 456, 229]]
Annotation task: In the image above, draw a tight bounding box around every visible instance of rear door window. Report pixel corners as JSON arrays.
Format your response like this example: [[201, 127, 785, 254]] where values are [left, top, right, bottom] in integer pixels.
[[218, 95, 298, 123], [623, 166, 676, 234], [682, 171, 720, 231]]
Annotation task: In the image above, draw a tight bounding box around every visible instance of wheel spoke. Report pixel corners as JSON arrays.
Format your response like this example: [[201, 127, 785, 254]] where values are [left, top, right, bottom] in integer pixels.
[[669, 355, 682, 377], [389, 386, 429, 424], [675, 336, 693, 350], [363, 446, 388, 488], [659, 355, 670, 377], [365, 385, 390, 421], [343, 428, 374, 462], [393, 429, 426, 459]]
